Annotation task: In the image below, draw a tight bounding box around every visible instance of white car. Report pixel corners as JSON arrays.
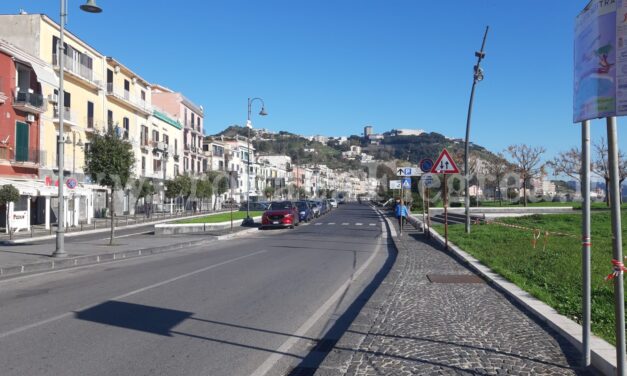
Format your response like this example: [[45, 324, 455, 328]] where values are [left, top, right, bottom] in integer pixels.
[[329, 199, 338, 208]]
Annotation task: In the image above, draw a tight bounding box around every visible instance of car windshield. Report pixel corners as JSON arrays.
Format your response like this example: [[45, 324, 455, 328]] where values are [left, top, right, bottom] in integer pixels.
[[269, 201, 293, 210], [296, 202, 308, 210]]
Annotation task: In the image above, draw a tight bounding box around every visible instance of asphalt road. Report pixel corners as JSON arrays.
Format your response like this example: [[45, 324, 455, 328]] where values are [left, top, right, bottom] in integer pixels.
[[0, 203, 392, 376]]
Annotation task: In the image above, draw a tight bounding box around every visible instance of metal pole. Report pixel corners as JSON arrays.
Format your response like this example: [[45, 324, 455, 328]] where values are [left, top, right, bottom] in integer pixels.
[[399, 185, 404, 235], [607, 116, 626, 375], [246, 107, 251, 222], [53, 0, 67, 258], [444, 174, 448, 249], [581, 119, 591, 367], [464, 26, 489, 234]]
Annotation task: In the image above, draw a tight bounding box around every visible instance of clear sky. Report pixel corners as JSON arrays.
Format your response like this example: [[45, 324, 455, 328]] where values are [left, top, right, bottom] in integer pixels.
[[0, 0, 622, 164]]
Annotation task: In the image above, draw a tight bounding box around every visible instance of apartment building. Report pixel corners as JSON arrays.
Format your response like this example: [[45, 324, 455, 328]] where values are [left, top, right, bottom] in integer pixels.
[[203, 137, 226, 172], [151, 84, 205, 176]]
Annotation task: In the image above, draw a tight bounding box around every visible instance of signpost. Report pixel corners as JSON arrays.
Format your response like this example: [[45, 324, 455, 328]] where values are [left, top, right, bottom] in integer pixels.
[[574, 1, 626, 370], [431, 149, 460, 249], [420, 158, 434, 173], [389, 180, 401, 190], [396, 167, 421, 176]]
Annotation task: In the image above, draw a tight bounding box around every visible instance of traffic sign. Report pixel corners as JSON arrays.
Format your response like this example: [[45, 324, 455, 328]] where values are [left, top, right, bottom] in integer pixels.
[[66, 177, 78, 190], [431, 149, 460, 174], [419, 158, 434, 173], [396, 167, 421, 176], [422, 173, 435, 188], [401, 177, 411, 189], [389, 180, 401, 189]]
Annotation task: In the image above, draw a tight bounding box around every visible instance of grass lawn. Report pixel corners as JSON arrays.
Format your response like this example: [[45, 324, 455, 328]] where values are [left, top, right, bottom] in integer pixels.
[[176, 211, 263, 224], [433, 211, 627, 344]]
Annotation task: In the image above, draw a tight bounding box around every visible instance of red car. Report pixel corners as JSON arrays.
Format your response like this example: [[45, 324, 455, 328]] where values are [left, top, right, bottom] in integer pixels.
[[260, 201, 300, 229]]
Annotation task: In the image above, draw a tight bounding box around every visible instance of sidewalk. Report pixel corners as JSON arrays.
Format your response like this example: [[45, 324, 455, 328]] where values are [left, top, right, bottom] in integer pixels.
[[316, 213, 591, 375], [0, 209, 229, 243]]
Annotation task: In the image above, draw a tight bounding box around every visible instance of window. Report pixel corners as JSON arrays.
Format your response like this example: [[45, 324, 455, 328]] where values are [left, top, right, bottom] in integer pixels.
[[175, 139, 178, 154], [152, 130, 159, 143], [123, 117, 129, 139], [64, 91, 71, 108], [141, 90, 146, 101], [141, 125, 149, 146], [191, 113, 195, 128], [141, 156, 146, 171], [174, 164, 179, 176], [124, 79, 130, 94], [184, 108, 188, 126], [163, 134, 169, 146], [107, 69, 113, 85], [107, 110, 113, 131], [87, 101, 94, 128]]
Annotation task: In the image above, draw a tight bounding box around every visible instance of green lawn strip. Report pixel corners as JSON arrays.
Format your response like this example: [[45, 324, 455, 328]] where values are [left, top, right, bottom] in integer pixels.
[[432, 211, 627, 344], [176, 211, 263, 224]]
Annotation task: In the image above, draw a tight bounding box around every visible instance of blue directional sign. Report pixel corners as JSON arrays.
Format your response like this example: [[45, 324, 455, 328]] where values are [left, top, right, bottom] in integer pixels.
[[401, 177, 411, 190], [420, 158, 434, 173]]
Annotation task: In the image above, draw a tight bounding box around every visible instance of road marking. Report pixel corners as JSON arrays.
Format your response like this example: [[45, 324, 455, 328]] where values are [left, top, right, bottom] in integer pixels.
[[369, 223, 376, 226], [314, 223, 323, 226], [0, 250, 267, 340], [94, 230, 153, 242], [250, 239, 382, 376], [341, 223, 349, 226], [355, 223, 363, 226], [327, 223, 335, 225]]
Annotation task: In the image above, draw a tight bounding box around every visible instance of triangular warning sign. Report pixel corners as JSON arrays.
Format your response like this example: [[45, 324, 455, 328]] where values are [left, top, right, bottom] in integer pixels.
[[431, 148, 460, 174]]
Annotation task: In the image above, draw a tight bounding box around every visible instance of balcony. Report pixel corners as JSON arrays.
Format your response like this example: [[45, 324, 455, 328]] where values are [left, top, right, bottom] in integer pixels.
[[106, 83, 152, 116], [53, 107, 80, 128], [0, 146, 43, 167], [140, 138, 152, 151], [85, 117, 98, 133], [52, 54, 102, 90], [13, 92, 46, 114]]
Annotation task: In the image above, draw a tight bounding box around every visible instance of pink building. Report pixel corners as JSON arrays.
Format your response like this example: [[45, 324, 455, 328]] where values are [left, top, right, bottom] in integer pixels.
[[151, 84, 205, 176]]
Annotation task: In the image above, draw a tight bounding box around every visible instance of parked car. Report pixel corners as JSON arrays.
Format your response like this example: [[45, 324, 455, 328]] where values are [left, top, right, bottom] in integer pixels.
[[296, 201, 314, 222], [222, 198, 239, 209], [307, 200, 321, 218], [329, 198, 338, 208], [260, 201, 300, 229]]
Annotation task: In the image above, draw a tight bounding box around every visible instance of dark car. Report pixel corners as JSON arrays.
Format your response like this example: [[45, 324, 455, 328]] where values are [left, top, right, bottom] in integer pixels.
[[296, 201, 314, 222], [260, 201, 300, 229]]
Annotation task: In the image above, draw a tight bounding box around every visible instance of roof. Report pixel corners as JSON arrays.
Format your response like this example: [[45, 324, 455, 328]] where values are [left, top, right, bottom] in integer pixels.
[[153, 109, 182, 130]]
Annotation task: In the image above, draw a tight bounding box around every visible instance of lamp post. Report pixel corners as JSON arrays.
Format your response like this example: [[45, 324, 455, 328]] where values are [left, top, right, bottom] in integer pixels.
[[65, 131, 83, 176], [463, 26, 488, 235], [53, 0, 102, 258], [242, 97, 267, 226]]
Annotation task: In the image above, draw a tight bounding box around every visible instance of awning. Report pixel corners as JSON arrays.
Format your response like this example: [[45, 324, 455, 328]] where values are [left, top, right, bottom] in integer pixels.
[[0, 40, 59, 87], [30, 63, 59, 87]]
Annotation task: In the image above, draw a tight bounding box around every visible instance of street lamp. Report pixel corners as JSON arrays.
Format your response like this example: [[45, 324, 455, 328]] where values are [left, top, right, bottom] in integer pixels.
[[65, 132, 83, 176], [463, 26, 488, 235], [53, 0, 102, 258], [242, 97, 267, 226]]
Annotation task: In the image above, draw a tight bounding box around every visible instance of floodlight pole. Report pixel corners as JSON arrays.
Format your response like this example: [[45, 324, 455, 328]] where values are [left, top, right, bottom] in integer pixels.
[[464, 26, 489, 234]]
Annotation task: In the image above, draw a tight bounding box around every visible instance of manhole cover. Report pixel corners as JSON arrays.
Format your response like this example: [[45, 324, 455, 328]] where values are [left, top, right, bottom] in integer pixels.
[[427, 274, 484, 284]]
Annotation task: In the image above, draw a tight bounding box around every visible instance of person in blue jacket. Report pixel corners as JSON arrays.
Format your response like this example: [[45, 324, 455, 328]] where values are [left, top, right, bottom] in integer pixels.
[[395, 200, 408, 227]]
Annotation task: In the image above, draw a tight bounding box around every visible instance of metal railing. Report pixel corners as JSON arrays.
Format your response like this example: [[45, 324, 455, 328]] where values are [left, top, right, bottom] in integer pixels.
[[52, 53, 100, 85], [0, 147, 43, 164], [53, 107, 79, 124], [14, 92, 46, 109], [106, 83, 152, 113]]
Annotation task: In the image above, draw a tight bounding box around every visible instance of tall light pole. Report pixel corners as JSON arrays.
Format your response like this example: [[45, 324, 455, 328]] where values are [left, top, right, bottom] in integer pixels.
[[53, 0, 102, 258], [463, 26, 488, 234], [242, 97, 267, 226]]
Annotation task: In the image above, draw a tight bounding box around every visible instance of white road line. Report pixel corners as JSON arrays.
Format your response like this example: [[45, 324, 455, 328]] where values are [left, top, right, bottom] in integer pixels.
[[369, 223, 376, 226], [250, 238, 383, 376], [328, 223, 335, 225], [94, 230, 153, 242], [341, 223, 349, 226], [355, 223, 363, 226], [314, 223, 323, 226], [0, 250, 267, 340]]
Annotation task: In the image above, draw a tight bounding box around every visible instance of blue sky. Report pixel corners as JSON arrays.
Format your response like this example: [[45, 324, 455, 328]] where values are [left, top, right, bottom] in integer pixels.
[[0, 0, 622, 163]]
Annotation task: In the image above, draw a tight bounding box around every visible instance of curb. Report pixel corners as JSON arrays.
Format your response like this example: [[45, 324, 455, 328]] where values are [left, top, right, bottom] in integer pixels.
[[0, 226, 259, 280], [0, 210, 232, 245], [154, 216, 262, 235], [417, 215, 613, 376]]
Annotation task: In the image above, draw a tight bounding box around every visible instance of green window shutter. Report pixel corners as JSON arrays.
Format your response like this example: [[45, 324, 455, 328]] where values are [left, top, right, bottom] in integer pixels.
[[15, 122, 29, 162]]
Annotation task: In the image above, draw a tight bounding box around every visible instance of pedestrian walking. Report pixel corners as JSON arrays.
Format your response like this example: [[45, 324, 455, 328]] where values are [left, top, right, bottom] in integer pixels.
[[395, 201, 408, 227]]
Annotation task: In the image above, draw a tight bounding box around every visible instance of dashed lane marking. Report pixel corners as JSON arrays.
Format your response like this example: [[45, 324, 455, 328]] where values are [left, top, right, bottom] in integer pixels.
[[356, 223, 363, 226], [341, 223, 349, 226]]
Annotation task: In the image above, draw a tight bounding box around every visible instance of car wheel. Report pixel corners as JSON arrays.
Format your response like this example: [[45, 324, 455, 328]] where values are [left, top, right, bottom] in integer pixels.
[[290, 225, 295, 229]]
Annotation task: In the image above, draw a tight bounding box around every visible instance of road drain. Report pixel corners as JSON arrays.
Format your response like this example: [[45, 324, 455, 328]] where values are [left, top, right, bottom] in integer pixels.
[[427, 274, 484, 284]]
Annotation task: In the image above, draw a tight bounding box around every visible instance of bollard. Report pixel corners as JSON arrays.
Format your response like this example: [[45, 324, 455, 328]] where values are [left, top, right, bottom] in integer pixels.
[[126, 215, 129, 226], [31, 226, 34, 238]]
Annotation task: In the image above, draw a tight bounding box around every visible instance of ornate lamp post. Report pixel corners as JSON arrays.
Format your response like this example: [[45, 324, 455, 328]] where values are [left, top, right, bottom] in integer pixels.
[[242, 97, 267, 226]]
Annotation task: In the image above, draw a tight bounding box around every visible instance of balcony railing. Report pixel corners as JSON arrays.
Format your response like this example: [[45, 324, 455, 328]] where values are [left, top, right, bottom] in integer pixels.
[[106, 83, 152, 114], [0, 147, 43, 164], [52, 54, 100, 86], [53, 107, 79, 124], [13, 91, 46, 113]]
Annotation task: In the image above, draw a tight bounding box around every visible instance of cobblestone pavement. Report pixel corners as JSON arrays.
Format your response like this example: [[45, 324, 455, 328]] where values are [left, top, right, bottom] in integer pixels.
[[315, 219, 592, 376]]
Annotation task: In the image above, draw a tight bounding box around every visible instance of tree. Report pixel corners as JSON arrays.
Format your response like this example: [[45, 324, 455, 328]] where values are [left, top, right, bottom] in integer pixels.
[[165, 179, 182, 200], [547, 147, 582, 182], [196, 178, 213, 211], [133, 178, 155, 216], [0, 185, 20, 239], [174, 174, 192, 210], [85, 129, 135, 245], [483, 153, 509, 206], [264, 186, 275, 200], [591, 137, 627, 205], [506, 144, 546, 206], [207, 171, 229, 210]]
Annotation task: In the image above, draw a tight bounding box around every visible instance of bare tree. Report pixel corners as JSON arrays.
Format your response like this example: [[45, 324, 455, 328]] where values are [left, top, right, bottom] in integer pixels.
[[483, 153, 509, 206], [591, 137, 627, 205], [506, 144, 546, 206], [547, 147, 582, 182]]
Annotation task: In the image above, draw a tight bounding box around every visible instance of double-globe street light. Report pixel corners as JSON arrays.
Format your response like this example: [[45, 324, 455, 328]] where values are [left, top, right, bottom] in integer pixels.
[[53, 0, 102, 258], [242, 97, 267, 226]]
